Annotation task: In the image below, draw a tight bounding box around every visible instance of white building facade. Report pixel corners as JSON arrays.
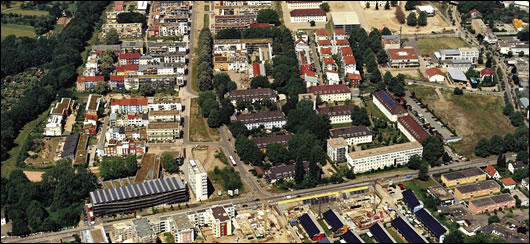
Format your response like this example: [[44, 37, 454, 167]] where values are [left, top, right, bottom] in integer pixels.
[[187, 159, 208, 201], [346, 141, 423, 174]]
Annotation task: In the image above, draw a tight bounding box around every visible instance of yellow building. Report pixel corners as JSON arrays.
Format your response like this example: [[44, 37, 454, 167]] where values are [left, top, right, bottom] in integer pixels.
[[441, 168, 487, 187], [513, 19, 528, 30], [454, 180, 501, 200]]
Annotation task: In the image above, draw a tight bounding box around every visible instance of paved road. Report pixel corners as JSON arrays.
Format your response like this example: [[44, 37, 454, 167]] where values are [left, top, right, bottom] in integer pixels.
[[308, 35, 324, 84]]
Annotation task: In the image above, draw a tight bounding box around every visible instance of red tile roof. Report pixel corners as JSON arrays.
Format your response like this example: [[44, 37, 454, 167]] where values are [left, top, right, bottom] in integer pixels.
[[334, 29, 346, 35], [301, 64, 312, 76], [387, 48, 418, 60], [318, 40, 332, 46], [340, 47, 353, 56], [320, 47, 332, 55], [485, 164, 498, 178], [343, 56, 356, 65], [305, 71, 316, 77], [119, 53, 141, 59], [347, 73, 362, 81], [110, 75, 124, 81], [480, 68, 495, 76], [323, 57, 335, 65], [77, 76, 104, 83], [309, 84, 350, 95], [469, 9, 480, 14], [426, 68, 444, 77], [398, 115, 429, 143], [290, 8, 326, 17], [116, 64, 139, 72], [315, 29, 328, 36], [374, 90, 407, 115], [113, 5, 123, 11], [501, 177, 516, 186], [253, 62, 262, 77], [250, 23, 271, 28], [111, 98, 148, 106], [335, 39, 349, 45], [296, 38, 307, 45]]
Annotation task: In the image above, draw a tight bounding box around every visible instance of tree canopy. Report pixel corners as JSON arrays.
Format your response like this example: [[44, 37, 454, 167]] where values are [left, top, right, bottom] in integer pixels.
[[257, 9, 280, 25]]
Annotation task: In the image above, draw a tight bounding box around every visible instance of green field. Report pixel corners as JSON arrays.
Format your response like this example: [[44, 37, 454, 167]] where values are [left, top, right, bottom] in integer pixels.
[[204, 14, 209, 28], [1, 23, 36, 39], [386, 227, 405, 243], [416, 37, 469, 55], [1, 8, 49, 16], [365, 100, 388, 121], [1, 108, 49, 178], [410, 86, 516, 157], [331, 122, 353, 129]]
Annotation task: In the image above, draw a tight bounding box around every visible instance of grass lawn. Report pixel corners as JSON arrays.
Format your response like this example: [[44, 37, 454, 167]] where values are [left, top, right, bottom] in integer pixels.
[[274, 1, 283, 25], [416, 37, 468, 56], [331, 122, 353, 129], [386, 227, 405, 243], [365, 100, 388, 121], [204, 4, 209, 11], [317, 219, 332, 236], [1, 108, 50, 178], [403, 179, 438, 199], [1, 23, 36, 39], [1, 8, 49, 16], [410, 86, 516, 158], [191, 58, 200, 92], [189, 98, 220, 142], [432, 2, 448, 19], [204, 14, 209, 28], [360, 234, 374, 243]]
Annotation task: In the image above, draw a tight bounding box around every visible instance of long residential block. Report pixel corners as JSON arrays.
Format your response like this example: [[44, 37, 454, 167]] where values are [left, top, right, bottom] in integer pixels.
[[346, 141, 423, 174]]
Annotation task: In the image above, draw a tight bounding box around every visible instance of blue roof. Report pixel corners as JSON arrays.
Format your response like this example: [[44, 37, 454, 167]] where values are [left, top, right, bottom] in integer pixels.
[[342, 230, 363, 243], [402, 189, 421, 211], [299, 213, 321, 238], [323, 209, 343, 232], [391, 217, 426, 243], [319, 237, 331, 243], [381, 91, 397, 107], [471, 77, 478, 84], [369, 222, 395, 243], [416, 208, 447, 238]]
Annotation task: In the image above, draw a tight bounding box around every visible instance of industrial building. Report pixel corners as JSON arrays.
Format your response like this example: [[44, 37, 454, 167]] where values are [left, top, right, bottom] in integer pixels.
[[469, 193, 516, 214]]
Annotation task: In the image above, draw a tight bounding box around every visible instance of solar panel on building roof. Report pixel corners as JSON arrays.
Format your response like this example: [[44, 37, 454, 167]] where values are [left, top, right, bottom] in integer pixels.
[[342, 230, 362, 243], [170, 177, 179, 188], [98, 190, 106, 203], [142, 183, 151, 195], [155, 180, 163, 192], [133, 184, 143, 197], [160, 179, 168, 192], [149, 181, 158, 193], [110, 188, 117, 201], [122, 186, 130, 198], [392, 217, 426, 243], [381, 91, 396, 107], [127, 184, 136, 197], [104, 189, 112, 202], [369, 223, 394, 243], [116, 187, 124, 200], [93, 191, 101, 204], [403, 189, 421, 210], [323, 209, 343, 232], [416, 208, 447, 238], [299, 214, 320, 238]]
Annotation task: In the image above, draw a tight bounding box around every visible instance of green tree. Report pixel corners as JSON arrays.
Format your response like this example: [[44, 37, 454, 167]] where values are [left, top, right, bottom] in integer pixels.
[[418, 11, 427, 26], [104, 28, 120, 45], [488, 135, 504, 155], [139, 83, 155, 96], [517, 151, 529, 163], [418, 163, 429, 181], [381, 27, 392, 35], [161, 152, 179, 173], [442, 152, 452, 163], [26, 200, 46, 231], [310, 20, 316, 26], [503, 133, 515, 153], [200, 98, 219, 118], [383, 71, 393, 85], [422, 135, 444, 166], [235, 136, 264, 165], [377, 49, 388, 64], [94, 81, 110, 95], [266, 143, 290, 165], [294, 161, 305, 184], [407, 154, 425, 170], [405, 1, 417, 10], [497, 153, 506, 169], [207, 110, 223, 128], [475, 138, 491, 157], [391, 1, 398, 7], [216, 28, 241, 39], [370, 69, 382, 83], [385, 1, 390, 10], [228, 121, 248, 138], [125, 154, 138, 175], [395, 6, 406, 24], [407, 12, 417, 26], [444, 230, 464, 244], [453, 87, 463, 95], [319, 2, 330, 12], [488, 215, 500, 224], [250, 75, 270, 88], [257, 9, 280, 25], [350, 106, 371, 126]]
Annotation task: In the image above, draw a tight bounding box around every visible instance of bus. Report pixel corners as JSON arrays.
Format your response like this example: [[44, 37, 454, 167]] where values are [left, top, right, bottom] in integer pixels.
[[229, 155, 237, 166]]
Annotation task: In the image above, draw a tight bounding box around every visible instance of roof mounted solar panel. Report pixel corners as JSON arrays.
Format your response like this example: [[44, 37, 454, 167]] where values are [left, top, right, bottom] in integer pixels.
[[381, 91, 396, 107], [97, 190, 106, 203], [116, 187, 124, 200], [104, 189, 112, 202], [122, 186, 129, 199], [392, 217, 426, 243], [170, 177, 180, 189], [369, 222, 395, 243], [92, 191, 100, 204], [149, 181, 157, 193], [110, 188, 118, 201], [160, 178, 169, 192], [155, 180, 163, 193], [133, 184, 143, 197]]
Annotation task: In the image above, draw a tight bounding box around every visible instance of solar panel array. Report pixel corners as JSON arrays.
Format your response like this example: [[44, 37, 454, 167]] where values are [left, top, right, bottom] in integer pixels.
[[402, 189, 421, 211], [369, 222, 395, 243], [90, 177, 183, 205], [299, 213, 321, 238], [380, 91, 397, 107], [342, 230, 362, 243], [323, 210, 343, 232], [416, 208, 447, 238], [391, 217, 426, 243]]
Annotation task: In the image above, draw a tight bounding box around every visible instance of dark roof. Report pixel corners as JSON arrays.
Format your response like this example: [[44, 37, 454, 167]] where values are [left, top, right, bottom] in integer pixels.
[[266, 162, 309, 180], [227, 88, 277, 101], [235, 111, 286, 124], [442, 168, 485, 181], [455, 180, 500, 194], [317, 104, 356, 117], [415, 208, 447, 238], [290, 8, 326, 17], [252, 134, 292, 149], [369, 222, 395, 243], [330, 126, 372, 139], [402, 189, 422, 211], [322, 209, 343, 232], [512, 161, 526, 169], [398, 115, 430, 143], [62, 133, 80, 158], [342, 230, 362, 243], [374, 90, 407, 115], [299, 213, 322, 238], [391, 217, 426, 243], [309, 84, 350, 95]]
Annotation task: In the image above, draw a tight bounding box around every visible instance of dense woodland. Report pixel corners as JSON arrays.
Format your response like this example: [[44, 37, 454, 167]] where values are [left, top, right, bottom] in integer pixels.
[[1, 1, 109, 162]]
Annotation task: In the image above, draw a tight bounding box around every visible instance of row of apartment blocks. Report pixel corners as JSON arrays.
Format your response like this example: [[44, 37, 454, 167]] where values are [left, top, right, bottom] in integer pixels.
[[44, 98, 75, 136], [213, 38, 273, 72], [147, 1, 191, 38], [212, 1, 272, 33]]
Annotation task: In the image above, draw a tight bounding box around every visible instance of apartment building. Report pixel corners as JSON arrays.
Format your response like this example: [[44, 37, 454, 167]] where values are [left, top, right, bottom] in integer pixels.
[[316, 104, 356, 124], [209, 206, 233, 237], [102, 23, 142, 38], [227, 88, 277, 106], [111, 98, 149, 114], [287, 1, 323, 9], [373, 90, 408, 122], [454, 180, 501, 200], [441, 168, 487, 187], [264, 162, 310, 184], [381, 35, 400, 50], [468, 194, 516, 214], [346, 141, 423, 174], [333, 39, 350, 55], [497, 37, 530, 55], [148, 97, 182, 111], [397, 115, 430, 143], [187, 159, 208, 201], [146, 123, 180, 142], [309, 84, 352, 103], [329, 126, 372, 145], [171, 214, 195, 243], [115, 113, 149, 127], [104, 140, 146, 157], [76, 76, 105, 91], [327, 137, 349, 162], [119, 53, 141, 65], [326, 70, 340, 85], [251, 134, 292, 152], [133, 218, 157, 243], [387, 48, 420, 68], [231, 111, 286, 130], [434, 47, 480, 63], [148, 110, 180, 123], [333, 29, 347, 40], [314, 29, 329, 41], [342, 56, 357, 76], [290, 9, 327, 23], [44, 98, 74, 136]]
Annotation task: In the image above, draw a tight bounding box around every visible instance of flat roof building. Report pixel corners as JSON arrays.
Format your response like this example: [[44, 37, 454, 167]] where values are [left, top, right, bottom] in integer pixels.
[[455, 180, 501, 200], [331, 12, 360, 34], [469, 193, 516, 214], [327, 137, 349, 162], [187, 159, 208, 201], [346, 141, 423, 174], [427, 186, 455, 206], [441, 168, 487, 187]]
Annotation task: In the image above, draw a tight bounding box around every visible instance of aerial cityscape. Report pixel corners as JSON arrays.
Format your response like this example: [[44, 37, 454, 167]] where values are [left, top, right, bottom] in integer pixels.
[[1, 1, 529, 243]]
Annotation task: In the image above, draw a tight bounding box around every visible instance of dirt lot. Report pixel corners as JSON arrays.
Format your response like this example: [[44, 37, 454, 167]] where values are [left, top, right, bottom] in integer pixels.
[[190, 98, 220, 142], [56, 17, 72, 26], [25, 137, 62, 167], [23, 171, 45, 182], [383, 68, 426, 81], [191, 145, 227, 172], [359, 2, 454, 34], [411, 87, 516, 157]]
